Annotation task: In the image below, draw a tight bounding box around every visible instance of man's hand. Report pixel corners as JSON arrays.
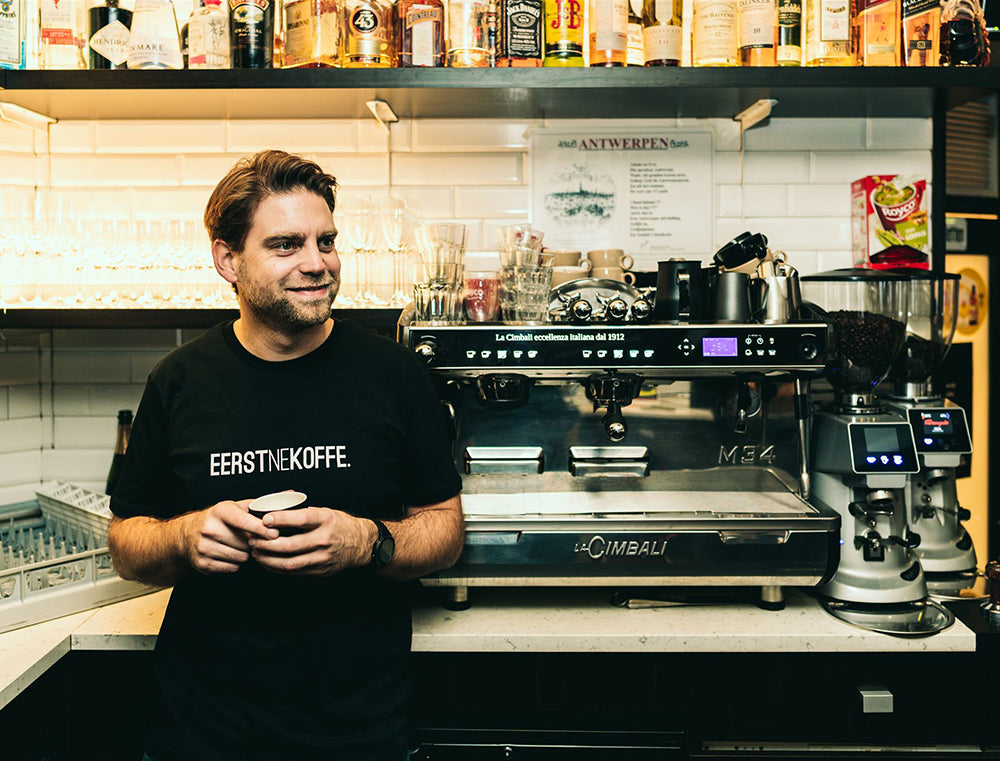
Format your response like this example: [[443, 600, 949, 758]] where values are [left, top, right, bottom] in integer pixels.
[[180, 499, 279, 575], [248, 507, 372, 576]]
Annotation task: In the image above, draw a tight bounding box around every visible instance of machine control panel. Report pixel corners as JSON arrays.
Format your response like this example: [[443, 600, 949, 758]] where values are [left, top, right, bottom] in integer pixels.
[[847, 422, 920, 474], [907, 407, 972, 454], [405, 323, 829, 376]]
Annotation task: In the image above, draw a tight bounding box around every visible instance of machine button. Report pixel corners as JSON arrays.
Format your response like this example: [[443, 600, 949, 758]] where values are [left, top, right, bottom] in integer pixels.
[[597, 350, 608, 358], [513, 351, 523, 359], [582, 350, 593, 358], [527, 350, 538, 358], [866, 456, 877, 464], [745, 337, 752, 345], [745, 349, 753, 356], [756, 337, 764, 345], [769, 337, 775, 345], [613, 349, 624, 359], [480, 351, 491, 359], [767, 349, 776, 356], [756, 349, 765, 357], [799, 341, 818, 360], [643, 349, 655, 358], [880, 455, 889, 464], [629, 350, 639, 358], [497, 350, 508, 359], [466, 350, 476, 359]]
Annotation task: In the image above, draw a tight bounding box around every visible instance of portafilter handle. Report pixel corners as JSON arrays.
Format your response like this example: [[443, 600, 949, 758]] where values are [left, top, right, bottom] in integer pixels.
[[982, 561, 1000, 627]]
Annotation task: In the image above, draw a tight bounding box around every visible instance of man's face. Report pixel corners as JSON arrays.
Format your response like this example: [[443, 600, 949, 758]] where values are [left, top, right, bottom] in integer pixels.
[[235, 189, 341, 332]]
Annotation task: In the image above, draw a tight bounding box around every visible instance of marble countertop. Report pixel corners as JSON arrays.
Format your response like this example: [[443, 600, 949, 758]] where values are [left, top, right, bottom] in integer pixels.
[[0, 586, 978, 711]]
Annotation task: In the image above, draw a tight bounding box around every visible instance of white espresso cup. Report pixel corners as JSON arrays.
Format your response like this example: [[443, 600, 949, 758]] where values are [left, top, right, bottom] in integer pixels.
[[591, 267, 636, 284], [551, 265, 591, 286], [587, 249, 634, 270]]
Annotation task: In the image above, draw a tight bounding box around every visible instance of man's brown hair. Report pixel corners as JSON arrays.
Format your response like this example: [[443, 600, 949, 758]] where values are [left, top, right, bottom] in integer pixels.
[[204, 150, 338, 252]]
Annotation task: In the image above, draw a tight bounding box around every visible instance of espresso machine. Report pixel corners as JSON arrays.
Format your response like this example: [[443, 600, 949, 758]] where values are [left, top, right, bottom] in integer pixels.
[[800, 268, 954, 632], [878, 270, 978, 594], [399, 262, 839, 610]]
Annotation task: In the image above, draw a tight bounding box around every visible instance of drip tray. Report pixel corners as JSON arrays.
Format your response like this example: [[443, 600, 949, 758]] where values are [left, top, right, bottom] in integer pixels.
[[822, 598, 955, 637]]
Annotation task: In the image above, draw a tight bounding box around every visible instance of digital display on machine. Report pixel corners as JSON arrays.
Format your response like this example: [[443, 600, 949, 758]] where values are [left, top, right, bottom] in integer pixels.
[[702, 337, 739, 357], [907, 408, 972, 453], [848, 423, 919, 474]]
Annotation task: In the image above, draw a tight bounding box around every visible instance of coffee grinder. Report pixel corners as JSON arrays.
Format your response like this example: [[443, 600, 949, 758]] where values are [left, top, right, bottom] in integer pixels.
[[879, 270, 978, 594], [799, 269, 930, 606]]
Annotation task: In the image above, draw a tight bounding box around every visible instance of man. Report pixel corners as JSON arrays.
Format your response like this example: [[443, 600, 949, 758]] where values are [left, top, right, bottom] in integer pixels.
[[108, 150, 464, 761]]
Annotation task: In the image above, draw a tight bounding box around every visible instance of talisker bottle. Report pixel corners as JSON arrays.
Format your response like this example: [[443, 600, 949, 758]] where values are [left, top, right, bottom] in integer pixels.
[[497, 0, 543, 65], [230, 0, 275, 67]]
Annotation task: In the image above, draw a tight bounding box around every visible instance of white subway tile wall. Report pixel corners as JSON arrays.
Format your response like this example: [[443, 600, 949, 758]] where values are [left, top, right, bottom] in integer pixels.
[[0, 114, 932, 492]]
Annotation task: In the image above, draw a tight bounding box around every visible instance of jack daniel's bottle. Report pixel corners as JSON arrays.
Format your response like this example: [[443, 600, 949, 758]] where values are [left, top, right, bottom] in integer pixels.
[[230, 0, 275, 66], [105, 409, 133, 496], [496, 0, 543, 65]]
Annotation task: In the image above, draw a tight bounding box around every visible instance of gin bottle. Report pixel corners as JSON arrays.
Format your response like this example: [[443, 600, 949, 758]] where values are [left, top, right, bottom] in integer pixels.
[[188, 0, 230, 67], [126, 0, 183, 68], [89, 0, 132, 69]]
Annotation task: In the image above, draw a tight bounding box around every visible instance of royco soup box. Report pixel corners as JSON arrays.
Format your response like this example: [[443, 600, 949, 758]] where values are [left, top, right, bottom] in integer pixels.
[[852, 175, 930, 269]]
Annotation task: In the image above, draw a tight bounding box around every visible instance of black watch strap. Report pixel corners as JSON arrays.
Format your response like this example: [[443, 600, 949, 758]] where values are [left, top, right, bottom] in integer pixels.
[[370, 518, 395, 568]]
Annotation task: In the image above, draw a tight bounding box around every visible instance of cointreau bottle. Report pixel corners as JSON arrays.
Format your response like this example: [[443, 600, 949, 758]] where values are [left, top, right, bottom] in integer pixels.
[[394, 0, 444, 66]]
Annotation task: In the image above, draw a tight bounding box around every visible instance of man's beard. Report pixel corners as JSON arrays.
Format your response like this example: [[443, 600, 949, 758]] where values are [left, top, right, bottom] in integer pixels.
[[237, 265, 340, 333]]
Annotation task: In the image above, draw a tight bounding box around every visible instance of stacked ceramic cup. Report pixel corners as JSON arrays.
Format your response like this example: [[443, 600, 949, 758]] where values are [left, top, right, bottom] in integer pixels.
[[497, 225, 552, 325], [549, 250, 590, 287], [587, 249, 635, 284], [413, 222, 467, 322]]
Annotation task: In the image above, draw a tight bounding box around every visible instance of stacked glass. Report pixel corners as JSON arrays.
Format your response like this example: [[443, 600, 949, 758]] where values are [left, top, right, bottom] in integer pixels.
[[413, 222, 467, 322], [497, 225, 552, 325]]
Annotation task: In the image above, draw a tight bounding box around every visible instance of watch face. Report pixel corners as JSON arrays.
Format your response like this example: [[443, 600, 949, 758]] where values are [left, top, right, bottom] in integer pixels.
[[376, 535, 395, 567]]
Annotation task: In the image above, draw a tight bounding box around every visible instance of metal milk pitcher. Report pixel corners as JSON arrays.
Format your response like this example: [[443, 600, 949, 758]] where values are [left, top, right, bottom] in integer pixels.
[[751, 267, 802, 324]]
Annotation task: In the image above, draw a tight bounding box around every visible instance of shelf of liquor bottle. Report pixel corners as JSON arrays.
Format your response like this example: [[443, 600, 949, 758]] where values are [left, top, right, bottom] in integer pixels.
[[1, 67, 997, 121], [0, 307, 403, 331]]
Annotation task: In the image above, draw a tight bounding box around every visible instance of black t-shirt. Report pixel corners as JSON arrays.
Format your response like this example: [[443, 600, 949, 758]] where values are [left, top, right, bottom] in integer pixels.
[[111, 320, 462, 761]]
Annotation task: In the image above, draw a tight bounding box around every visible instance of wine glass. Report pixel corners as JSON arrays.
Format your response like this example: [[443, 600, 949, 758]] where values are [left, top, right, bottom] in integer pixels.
[[378, 194, 416, 307], [338, 194, 377, 306]]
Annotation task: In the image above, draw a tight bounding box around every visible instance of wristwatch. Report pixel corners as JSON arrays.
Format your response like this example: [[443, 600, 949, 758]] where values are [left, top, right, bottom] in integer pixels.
[[369, 518, 395, 568]]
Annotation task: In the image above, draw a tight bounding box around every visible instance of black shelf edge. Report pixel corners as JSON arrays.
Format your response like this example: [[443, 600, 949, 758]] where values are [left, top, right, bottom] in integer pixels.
[[0, 308, 403, 331], [2, 67, 997, 120]]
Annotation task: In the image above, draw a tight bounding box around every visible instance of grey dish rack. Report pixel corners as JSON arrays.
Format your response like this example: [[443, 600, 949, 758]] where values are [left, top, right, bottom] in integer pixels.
[[0, 482, 156, 635]]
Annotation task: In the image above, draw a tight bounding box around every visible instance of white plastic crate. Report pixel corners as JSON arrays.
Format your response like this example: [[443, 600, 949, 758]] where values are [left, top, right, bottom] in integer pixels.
[[0, 482, 157, 635]]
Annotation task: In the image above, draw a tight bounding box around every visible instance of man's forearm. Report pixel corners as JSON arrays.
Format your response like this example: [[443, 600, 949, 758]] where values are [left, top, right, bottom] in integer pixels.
[[381, 496, 464, 581], [107, 514, 193, 587]]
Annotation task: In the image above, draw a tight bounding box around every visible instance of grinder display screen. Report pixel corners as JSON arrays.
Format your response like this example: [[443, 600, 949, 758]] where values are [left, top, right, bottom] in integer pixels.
[[908, 408, 972, 453], [702, 337, 738, 357], [848, 423, 918, 474]]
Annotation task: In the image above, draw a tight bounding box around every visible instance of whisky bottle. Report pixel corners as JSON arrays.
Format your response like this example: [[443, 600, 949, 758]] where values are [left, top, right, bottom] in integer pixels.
[[857, 0, 899, 65], [283, 0, 339, 66], [691, 0, 737, 65], [88, 0, 132, 68], [126, 0, 183, 68], [105, 409, 133, 496], [901, 0, 939, 65], [626, 0, 643, 64], [394, 0, 444, 66], [188, 0, 230, 67], [446, 0, 488, 65], [543, 0, 584, 64], [589, 0, 627, 65], [776, 0, 801, 63], [641, 0, 682, 65], [803, 0, 855, 64], [39, 0, 86, 69], [738, 0, 777, 65], [230, 0, 275, 66], [496, 0, 543, 65]]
